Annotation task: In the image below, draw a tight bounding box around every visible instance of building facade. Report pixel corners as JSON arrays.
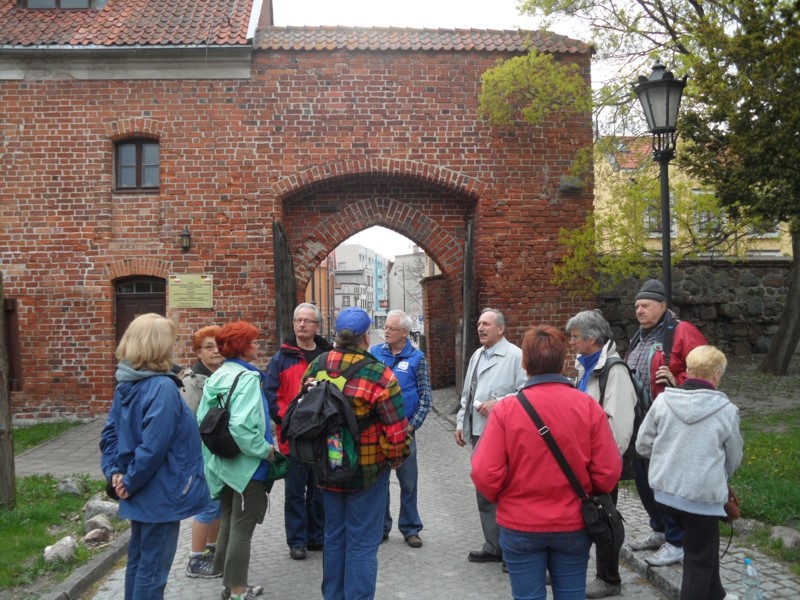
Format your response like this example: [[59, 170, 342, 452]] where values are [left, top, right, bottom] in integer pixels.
[[0, 0, 594, 418]]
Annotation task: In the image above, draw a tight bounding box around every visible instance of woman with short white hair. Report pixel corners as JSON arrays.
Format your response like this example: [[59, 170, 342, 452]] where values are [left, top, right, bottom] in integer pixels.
[[636, 345, 743, 600]]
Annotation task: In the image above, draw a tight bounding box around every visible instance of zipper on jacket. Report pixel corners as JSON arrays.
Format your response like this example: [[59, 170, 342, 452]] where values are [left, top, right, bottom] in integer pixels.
[[182, 475, 193, 495]]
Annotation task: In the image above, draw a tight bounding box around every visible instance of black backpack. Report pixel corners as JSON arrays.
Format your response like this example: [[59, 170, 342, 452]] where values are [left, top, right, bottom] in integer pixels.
[[281, 353, 376, 485], [199, 371, 245, 459], [598, 357, 652, 480]]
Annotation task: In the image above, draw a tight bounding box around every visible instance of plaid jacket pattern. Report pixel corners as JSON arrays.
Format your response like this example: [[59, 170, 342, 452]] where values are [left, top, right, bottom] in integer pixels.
[[303, 346, 410, 491]]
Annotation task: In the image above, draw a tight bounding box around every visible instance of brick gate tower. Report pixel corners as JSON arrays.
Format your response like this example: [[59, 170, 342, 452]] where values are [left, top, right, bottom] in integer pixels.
[[0, 0, 593, 418]]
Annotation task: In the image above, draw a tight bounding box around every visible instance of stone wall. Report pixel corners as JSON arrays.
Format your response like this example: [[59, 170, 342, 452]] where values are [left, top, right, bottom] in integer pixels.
[[598, 259, 793, 357]]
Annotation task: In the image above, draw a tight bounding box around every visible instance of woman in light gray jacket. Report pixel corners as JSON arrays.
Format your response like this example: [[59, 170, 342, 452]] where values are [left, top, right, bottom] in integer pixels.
[[636, 345, 743, 600]]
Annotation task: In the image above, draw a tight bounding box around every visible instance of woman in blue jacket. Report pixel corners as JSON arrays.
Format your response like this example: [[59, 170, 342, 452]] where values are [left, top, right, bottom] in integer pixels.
[[100, 313, 210, 600]]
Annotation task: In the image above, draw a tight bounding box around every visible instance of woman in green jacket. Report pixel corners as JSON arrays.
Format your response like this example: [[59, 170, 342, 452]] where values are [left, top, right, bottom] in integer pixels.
[[197, 321, 275, 600]]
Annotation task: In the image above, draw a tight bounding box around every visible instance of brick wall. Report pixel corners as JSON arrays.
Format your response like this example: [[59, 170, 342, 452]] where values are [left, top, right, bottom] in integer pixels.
[[0, 48, 593, 418]]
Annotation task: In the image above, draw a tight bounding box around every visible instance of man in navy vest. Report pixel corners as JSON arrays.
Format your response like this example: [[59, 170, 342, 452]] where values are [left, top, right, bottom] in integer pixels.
[[370, 309, 432, 548]]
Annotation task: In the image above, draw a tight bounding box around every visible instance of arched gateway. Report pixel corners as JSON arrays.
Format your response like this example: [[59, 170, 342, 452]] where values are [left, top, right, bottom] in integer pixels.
[[0, 1, 594, 418], [273, 159, 485, 389]]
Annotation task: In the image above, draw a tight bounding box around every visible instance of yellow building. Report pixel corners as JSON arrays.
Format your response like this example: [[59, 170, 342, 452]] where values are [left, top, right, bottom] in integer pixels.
[[594, 137, 792, 259]]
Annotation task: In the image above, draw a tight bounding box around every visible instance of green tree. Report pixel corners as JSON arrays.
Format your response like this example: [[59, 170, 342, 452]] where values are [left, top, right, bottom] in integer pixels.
[[509, 0, 800, 374]]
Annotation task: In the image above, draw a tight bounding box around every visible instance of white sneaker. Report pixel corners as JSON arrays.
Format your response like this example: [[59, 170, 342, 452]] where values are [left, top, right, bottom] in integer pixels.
[[629, 531, 666, 551], [646, 542, 684, 566]]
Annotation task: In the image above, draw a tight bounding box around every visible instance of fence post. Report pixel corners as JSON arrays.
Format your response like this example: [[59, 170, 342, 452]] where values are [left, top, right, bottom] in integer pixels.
[[0, 272, 15, 508]]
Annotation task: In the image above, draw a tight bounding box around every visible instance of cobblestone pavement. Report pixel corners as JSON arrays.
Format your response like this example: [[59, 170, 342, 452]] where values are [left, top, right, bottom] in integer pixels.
[[86, 406, 666, 600], [16, 386, 800, 599]]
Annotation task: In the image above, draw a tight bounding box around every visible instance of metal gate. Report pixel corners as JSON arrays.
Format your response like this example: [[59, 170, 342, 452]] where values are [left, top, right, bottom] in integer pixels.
[[272, 221, 297, 345]]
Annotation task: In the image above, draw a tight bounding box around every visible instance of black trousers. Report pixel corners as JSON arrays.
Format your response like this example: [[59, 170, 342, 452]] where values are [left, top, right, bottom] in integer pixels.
[[594, 485, 621, 585], [661, 504, 726, 600]]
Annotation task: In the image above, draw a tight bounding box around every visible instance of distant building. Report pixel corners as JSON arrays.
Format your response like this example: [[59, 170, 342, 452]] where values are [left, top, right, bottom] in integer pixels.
[[303, 252, 337, 338], [334, 244, 383, 321], [389, 247, 429, 334]]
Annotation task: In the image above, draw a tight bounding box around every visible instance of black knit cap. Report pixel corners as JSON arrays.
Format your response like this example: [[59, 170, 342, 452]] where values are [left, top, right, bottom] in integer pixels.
[[635, 279, 667, 303]]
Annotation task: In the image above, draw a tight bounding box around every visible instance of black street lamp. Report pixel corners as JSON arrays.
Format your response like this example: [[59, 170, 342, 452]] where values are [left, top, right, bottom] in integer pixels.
[[633, 62, 687, 306]]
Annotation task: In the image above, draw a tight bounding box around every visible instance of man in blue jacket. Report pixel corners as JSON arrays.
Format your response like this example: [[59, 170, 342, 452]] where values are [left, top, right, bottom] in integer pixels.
[[370, 309, 432, 548]]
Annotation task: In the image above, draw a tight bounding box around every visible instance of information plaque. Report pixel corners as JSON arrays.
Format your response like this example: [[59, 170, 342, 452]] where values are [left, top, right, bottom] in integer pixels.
[[168, 274, 213, 309]]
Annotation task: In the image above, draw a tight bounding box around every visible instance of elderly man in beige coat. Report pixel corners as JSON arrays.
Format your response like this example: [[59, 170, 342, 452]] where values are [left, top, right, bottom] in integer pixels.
[[455, 308, 527, 566]]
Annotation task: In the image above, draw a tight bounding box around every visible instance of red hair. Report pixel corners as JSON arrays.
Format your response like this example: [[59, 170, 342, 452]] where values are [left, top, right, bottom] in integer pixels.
[[522, 325, 568, 376], [216, 321, 259, 358], [191, 325, 221, 352]]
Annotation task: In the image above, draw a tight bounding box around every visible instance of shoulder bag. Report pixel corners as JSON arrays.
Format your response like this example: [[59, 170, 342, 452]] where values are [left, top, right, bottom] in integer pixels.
[[515, 392, 625, 553]]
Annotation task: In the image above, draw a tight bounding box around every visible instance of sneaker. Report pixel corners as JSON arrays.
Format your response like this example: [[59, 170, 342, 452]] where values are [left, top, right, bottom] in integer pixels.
[[186, 554, 221, 578], [289, 546, 307, 560], [629, 531, 666, 551], [203, 545, 216, 563], [585, 577, 621, 598], [646, 542, 684, 566], [221, 585, 264, 600], [405, 534, 423, 548]]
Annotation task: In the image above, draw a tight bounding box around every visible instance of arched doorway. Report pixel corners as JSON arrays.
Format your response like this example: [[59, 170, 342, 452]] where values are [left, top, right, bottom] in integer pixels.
[[114, 276, 167, 344]]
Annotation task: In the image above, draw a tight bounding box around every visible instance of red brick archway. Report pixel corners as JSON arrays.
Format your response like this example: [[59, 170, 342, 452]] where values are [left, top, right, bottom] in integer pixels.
[[275, 159, 485, 386]]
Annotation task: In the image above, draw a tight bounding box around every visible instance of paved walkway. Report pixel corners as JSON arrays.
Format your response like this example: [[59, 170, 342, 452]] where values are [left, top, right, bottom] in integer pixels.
[[14, 389, 800, 599]]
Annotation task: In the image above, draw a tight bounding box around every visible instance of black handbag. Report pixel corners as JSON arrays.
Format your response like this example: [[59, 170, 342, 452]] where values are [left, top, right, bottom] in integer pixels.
[[516, 392, 625, 553], [199, 372, 245, 459]]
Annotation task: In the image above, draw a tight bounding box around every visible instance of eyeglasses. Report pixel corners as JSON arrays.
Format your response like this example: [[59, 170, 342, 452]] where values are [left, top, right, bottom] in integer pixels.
[[384, 326, 406, 333], [293, 318, 320, 325], [200, 344, 218, 351]]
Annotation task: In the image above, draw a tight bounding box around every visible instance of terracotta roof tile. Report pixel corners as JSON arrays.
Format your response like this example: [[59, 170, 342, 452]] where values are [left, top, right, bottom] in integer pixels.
[[256, 26, 591, 55], [0, 0, 253, 47]]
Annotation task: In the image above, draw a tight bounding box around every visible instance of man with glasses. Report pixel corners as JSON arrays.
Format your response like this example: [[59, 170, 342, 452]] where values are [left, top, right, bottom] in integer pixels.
[[264, 303, 333, 560], [370, 309, 432, 548]]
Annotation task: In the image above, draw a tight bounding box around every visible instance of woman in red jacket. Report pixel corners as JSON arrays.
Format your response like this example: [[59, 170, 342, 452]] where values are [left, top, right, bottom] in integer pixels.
[[471, 325, 621, 600]]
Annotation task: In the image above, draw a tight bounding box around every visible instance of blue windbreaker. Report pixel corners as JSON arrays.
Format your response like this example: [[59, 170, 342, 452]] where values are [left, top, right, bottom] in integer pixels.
[[100, 362, 210, 523]]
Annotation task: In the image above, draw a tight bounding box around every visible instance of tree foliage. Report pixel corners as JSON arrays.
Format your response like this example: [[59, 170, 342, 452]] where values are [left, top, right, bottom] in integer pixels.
[[479, 51, 591, 126], [510, 0, 800, 373]]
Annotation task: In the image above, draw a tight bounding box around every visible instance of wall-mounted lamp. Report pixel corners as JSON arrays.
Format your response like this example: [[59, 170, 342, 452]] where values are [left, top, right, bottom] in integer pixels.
[[180, 227, 191, 252]]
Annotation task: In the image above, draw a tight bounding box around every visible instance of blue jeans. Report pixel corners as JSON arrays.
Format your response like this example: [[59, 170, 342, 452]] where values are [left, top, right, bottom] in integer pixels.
[[321, 469, 390, 600], [499, 527, 592, 600], [194, 497, 221, 524], [383, 434, 423, 538], [634, 457, 683, 546], [125, 520, 181, 600], [285, 455, 325, 548]]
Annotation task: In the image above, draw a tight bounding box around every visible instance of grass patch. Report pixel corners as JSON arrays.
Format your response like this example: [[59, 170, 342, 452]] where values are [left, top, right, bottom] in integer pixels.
[[0, 474, 106, 591], [733, 408, 800, 525], [13, 421, 84, 455]]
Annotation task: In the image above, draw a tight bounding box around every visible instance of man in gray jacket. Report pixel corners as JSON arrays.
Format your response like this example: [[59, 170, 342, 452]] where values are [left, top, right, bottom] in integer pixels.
[[455, 308, 527, 565]]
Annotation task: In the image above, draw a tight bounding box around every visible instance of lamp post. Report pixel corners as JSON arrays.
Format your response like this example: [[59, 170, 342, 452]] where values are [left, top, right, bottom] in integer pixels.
[[633, 62, 687, 306]]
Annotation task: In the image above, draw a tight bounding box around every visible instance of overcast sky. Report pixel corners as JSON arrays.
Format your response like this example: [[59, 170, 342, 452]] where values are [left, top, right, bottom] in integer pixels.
[[271, 0, 565, 32], [271, 1, 584, 260]]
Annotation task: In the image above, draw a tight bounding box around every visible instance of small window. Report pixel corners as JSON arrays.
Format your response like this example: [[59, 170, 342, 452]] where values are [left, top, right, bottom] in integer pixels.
[[644, 196, 677, 239], [342, 296, 351, 307], [115, 138, 160, 191], [23, 0, 94, 8]]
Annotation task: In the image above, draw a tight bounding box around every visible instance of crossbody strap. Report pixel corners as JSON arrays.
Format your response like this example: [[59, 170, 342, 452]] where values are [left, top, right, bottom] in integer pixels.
[[515, 391, 589, 502], [219, 371, 245, 410]]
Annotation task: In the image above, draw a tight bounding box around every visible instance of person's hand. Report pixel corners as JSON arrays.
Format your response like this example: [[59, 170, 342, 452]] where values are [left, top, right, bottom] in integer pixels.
[[455, 428, 466, 447], [655, 366, 675, 387], [112, 472, 129, 499], [267, 445, 275, 463], [477, 398, 497, 417], [407, 424, 415, 434]]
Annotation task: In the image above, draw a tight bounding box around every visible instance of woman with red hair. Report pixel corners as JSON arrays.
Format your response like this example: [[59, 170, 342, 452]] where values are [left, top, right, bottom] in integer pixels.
[[471, 325, 621, 600], [197, 321, 275, 600]]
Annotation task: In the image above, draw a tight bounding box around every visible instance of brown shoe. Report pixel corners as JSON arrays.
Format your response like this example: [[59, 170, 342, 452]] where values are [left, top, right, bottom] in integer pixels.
[[405, 535, 422, 548]]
